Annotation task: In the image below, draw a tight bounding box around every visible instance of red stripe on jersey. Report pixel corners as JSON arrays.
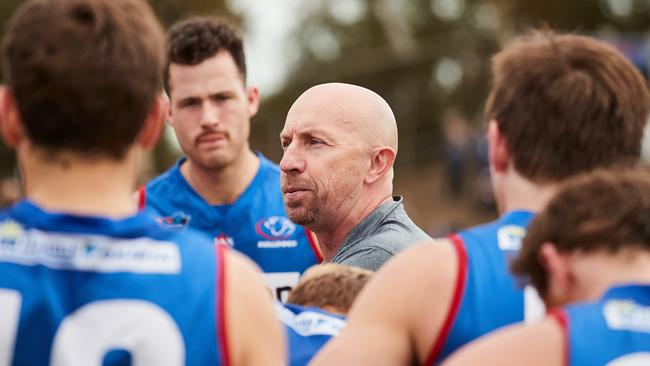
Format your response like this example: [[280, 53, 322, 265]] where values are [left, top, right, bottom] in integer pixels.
[[216, 244, 231, 366], [424, 233, 469, 365], [305, 229, 323, 263], [549, 309, 570, 366], [137, 185, 146, 211]]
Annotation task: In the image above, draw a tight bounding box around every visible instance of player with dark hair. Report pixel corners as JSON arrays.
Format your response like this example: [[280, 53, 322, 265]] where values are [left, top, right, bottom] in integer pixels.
[[313, 31, 650, 365], [444, 169, 650, 365], [0, 1, 283, 364], [141, 16, 321, 302]]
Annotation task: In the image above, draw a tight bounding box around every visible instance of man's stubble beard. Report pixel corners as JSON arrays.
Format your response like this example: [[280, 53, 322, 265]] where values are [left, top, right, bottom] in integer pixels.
[[286, 193, 322, 227]]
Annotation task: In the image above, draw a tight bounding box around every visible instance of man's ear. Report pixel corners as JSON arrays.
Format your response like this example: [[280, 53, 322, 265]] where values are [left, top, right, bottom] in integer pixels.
[[164, 91, 174, 127], [487, 119, 509, 173], [0, 87, 25, 149], [136, 94, 165, 149], [365, 147, 396, 184], [539, 242, 573, 308], [246, 86, 260, 118]]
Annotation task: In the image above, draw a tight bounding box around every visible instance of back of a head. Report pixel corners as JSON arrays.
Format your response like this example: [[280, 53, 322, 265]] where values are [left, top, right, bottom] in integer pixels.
[[2, 0, 164, 160], [287, 264, 373, 314], [513, 168, 650, 297], [163, 16, 246, 93], [486, 30, 650, 183]]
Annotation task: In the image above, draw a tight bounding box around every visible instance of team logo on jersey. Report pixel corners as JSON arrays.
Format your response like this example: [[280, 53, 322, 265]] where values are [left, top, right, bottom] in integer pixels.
[[156, 212, 191, 229], [604, 299, 650, 333], [255, 216, 296, 240]]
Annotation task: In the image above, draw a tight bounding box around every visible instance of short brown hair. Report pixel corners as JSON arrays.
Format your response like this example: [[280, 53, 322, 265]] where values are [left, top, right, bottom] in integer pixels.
[[2, 0, 164, 160], [287, 264, 373, 314], [164, 16, 246, 93], [512, 168, 650, 298], [486, 31, 650, 183]]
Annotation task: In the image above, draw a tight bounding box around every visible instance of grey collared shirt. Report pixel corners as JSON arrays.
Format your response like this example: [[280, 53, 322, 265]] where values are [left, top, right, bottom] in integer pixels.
[[330, 196, 430, 271]]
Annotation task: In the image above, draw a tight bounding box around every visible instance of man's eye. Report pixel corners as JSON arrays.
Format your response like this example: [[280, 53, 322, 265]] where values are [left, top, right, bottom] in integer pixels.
[[309, 139, 323, 145], [281, 140, 291, 150], [179, 100, 199, 108]]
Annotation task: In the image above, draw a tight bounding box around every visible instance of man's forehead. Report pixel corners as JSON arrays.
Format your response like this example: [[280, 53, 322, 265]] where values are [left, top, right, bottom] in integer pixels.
[[168, 58, 245, 99], [283, 107, 355, 136]]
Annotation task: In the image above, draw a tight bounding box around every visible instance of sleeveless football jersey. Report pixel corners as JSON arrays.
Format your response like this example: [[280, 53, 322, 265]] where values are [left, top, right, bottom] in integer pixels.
[[142, 153, 321, 302], [276, 303, 346, 366], [551, 284, 650, 366], [0, 200, 227, 365], [427, 210, 544, 364]]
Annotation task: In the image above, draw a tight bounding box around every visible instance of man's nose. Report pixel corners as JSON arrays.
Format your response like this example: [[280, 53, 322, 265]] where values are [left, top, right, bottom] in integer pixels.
[[280, 143, 306, 174], [200, 101, 220, 127]]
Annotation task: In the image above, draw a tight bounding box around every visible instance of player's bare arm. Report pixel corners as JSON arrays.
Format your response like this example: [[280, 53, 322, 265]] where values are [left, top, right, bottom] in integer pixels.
[[225, 249, 285, 365], [311, 239, 459, 365], [441, 317, 564, 366]]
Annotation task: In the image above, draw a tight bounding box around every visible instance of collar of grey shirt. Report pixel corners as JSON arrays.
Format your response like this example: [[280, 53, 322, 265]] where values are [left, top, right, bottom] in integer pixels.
[[335, 196, 404, 253]]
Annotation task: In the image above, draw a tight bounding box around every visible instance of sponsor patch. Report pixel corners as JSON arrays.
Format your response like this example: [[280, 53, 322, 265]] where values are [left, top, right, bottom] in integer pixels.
[[0, 220, 180, 274], [604, 299, 650, 333], [256, 216, 296, 240], [497, 225, 526, 251]]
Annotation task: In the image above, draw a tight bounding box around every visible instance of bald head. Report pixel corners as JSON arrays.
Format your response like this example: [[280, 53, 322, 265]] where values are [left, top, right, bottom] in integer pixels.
[[288, 83, 398, 152], [280, 83, 398, 233]]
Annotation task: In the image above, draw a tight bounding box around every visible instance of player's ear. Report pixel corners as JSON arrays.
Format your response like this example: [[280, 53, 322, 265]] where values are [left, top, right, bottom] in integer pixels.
[[487, 120, 509, 173], [0, 87, 25, 149], [136, 94, 165, 149], [246, 86, 260, 118], [538, 242, 571, 308], [365, 147, 396, 184]]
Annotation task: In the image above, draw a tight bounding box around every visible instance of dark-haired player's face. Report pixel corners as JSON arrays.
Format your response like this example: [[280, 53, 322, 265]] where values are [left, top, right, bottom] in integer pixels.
[[167, 51, 258, 170]]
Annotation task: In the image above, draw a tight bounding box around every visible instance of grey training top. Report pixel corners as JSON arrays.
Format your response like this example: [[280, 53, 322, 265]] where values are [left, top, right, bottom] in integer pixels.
[[330, 196, 430, 271]]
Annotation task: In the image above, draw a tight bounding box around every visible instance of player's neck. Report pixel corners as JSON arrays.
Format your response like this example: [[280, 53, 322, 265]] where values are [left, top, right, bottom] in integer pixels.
[[571, 251, 650, 303], [181, 149, 259, 205], [496, 170, 557, 215], [314, 191, 393, 261], [19, 145, 140, 218]]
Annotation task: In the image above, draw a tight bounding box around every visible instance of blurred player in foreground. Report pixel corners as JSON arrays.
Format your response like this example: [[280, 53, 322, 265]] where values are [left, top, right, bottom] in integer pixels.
[[444, 168, 650, 366], [0, 0, 282, 364]]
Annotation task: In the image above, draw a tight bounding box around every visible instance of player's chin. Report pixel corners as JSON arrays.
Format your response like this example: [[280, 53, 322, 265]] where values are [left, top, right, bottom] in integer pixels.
[[193, 151, 235, 169]]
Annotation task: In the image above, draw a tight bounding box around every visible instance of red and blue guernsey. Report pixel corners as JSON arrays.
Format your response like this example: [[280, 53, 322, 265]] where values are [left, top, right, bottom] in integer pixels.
[[276, 303, 346, 366], [426, 210, 545, 364], [551, 284, 650, 366], [141, 153, 322, 302], [0, 200, 229, 365]]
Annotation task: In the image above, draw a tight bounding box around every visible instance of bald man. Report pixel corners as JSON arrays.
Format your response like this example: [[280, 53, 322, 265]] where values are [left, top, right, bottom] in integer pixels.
[[279, 83, 429, 271], [312, 32, 650, 365]]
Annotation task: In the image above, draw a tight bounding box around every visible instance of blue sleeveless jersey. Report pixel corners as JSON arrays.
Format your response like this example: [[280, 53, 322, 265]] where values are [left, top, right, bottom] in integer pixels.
[[429, 210, 541, 364], [0, 200, 226, 365], [143, 153, 321, 302], [276, 303, 346, 366], [552, 284, 650, 366]]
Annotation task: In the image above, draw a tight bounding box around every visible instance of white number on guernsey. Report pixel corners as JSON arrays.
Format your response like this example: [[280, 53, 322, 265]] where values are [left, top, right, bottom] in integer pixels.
[[524, 285, 546, 324], [263, 272, 300, 303], [608, 353, 650, 365], [0, 291, 185, 366]]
